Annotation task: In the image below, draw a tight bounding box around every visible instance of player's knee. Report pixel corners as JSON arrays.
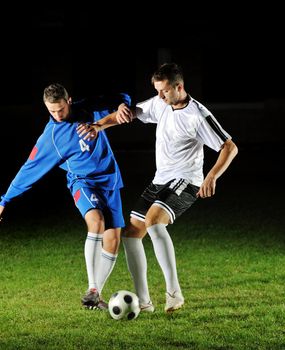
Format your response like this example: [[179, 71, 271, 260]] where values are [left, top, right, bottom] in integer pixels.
[[145, 215, 163, 228], [145, 210, 169, 228], [84, 209, 105, 233], [86, 219, 105, 233]]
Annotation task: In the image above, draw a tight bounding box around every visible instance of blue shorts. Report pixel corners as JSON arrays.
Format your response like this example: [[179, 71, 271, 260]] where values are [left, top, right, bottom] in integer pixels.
[[72, 187, 125, 229]]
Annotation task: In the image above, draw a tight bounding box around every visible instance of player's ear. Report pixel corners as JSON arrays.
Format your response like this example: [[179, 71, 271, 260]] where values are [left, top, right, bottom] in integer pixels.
[[67, 97, 72, 105], [177, 82, 183, 92]]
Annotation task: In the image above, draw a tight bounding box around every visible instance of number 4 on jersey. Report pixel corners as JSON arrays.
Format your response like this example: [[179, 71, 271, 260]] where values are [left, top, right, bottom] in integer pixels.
[[79, 139, 90, 152]]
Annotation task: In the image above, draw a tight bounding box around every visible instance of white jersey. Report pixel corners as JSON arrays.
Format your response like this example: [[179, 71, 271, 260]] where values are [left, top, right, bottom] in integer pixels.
[[136, 95, 231, 187]]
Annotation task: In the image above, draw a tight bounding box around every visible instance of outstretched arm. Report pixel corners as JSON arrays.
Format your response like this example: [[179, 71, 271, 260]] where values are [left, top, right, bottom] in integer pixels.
[[197, 139, 238, 198], [0, 128, 62, 222]]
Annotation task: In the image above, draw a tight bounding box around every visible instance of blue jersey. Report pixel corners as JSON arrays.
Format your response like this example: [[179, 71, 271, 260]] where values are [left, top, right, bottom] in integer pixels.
[[0, 93, 131, 207]]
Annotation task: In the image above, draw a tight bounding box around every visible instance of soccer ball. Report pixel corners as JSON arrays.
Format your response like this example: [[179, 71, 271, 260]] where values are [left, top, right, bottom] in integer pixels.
[[108, 290, 140, 320]]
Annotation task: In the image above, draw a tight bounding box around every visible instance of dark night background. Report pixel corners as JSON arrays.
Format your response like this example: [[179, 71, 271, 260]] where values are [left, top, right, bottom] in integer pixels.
[[0, 10, 284, 220]]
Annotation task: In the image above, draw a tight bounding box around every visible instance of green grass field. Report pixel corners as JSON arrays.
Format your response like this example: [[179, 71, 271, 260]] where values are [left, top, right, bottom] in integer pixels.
[[0, 178, 284, 350]]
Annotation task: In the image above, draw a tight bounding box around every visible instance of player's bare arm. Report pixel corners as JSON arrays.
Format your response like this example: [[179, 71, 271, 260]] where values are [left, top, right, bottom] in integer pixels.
[[0, 205, 4, 222], [197, 139, 238, 198], [77, 104, 133, 141]]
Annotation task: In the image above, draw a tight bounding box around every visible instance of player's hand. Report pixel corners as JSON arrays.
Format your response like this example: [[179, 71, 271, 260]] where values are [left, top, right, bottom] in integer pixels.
[[77, 123, 98, 141], [116, 103, 133, 124], [196, 176, 216, 198], [0, 205, 5, 222]]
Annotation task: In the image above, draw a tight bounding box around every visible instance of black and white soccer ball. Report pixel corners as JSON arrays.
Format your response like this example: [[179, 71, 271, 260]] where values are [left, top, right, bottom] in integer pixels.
[[108, 290, 140, 320]]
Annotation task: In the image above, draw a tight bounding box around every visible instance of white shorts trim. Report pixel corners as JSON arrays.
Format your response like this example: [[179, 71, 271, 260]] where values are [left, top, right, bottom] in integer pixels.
[[130, 211, 145, 222], [153, 201, 175, 224]]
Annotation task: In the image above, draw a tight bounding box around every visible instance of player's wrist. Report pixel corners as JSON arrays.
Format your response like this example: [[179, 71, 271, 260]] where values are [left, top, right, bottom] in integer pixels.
[[93, 123, 102, 132]]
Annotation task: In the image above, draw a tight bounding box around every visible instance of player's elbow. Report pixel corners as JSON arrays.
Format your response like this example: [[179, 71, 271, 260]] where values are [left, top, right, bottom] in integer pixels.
[[223, 139, 238, 159], [229, 140, 238, 159], [231, 141, 238, 158]]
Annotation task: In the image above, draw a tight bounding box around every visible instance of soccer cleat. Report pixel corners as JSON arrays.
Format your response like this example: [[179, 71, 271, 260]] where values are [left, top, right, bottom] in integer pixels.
[[140, 301, 155, 313], [94, 299, 108, 311], [165, 291, 184, 312], [81, 288, 100, 309]]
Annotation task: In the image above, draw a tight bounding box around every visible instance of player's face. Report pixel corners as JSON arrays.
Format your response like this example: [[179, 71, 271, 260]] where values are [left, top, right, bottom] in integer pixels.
[[154, 80, 180, 106], [45, 98, 72, 122]]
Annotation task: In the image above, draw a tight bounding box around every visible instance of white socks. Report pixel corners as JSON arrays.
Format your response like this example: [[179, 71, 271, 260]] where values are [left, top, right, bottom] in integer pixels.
[[122, 236, 151, 305], [84, 232, 102, 290], [123, 224, 181, 302], [147, 224, 181, 295], [97, 249, 118, 294], [85, 224, 180, 300], [84, 232, 117, 294]]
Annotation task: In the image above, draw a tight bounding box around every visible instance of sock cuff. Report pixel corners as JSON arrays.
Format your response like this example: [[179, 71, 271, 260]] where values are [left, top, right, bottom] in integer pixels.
[[87, 232, 103, 241], [102, 248, 117, 259]]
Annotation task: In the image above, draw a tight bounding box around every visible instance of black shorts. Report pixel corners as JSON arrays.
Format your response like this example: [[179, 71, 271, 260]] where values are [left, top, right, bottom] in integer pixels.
[[130, 179, 199, 224]]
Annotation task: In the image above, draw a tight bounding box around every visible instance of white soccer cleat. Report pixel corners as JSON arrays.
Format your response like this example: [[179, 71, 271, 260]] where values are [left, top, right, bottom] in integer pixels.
[[140, 301, 155, 313], [164, 291, 184, 312]]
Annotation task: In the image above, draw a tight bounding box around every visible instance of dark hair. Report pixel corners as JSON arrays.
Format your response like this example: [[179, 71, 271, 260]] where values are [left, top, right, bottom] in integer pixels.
[[151, 63, 184, 87], [43, 83, 69, 103]]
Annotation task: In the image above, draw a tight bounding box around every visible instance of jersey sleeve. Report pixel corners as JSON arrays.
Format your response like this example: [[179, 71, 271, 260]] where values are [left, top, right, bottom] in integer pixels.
[[196, 114, 231, 151], [0, 127, 62, 206], [193, 99, 231, 151], [135, 96, 160, 124]]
